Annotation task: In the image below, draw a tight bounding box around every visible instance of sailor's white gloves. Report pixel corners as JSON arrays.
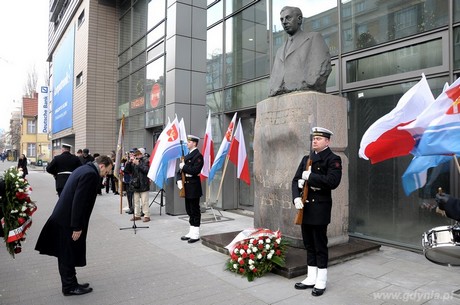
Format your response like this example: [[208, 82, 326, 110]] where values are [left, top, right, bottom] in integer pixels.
[[177, 180, 183, 190], [294, 197, 304, 210], [298, 179, 305, 189], [302, 170, 311, 180], [179, 161, 185, 170]]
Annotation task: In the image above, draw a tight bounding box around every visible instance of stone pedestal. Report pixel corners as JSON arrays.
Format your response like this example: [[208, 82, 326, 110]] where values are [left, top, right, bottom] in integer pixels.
[[253, 91, 349, 248]]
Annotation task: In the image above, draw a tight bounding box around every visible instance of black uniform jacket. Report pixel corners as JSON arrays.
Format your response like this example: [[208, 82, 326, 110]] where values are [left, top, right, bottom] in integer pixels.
[[292, 147, 342, 225], [35, 162, 100, 267], [176, 149, 204, 199], [444, 197, 460, 221], [46, 151, 82, 192]]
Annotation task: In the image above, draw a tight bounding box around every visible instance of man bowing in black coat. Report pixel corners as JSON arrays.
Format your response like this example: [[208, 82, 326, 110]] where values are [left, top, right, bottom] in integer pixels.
[[36, 155, 113, 296], [176, 135, 204, 243]]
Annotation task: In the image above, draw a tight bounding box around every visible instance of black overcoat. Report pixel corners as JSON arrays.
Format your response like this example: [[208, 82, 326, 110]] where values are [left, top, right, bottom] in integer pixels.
[[46, 151, 82, 193], [176, 149, 204, 199], [444, 197, 460, 221], [292, 147, 342, 225], [35, 162, 100, 267]]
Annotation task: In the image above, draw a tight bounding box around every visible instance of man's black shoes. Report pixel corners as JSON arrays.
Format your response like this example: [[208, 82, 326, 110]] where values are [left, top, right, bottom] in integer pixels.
[[78, 283, 90, 288], [181, 236, 190, 241], [312, 287, 326, 296], [63, 286, 93, 296], [188, 238, 200, 243], [294, 282, 314, 290]]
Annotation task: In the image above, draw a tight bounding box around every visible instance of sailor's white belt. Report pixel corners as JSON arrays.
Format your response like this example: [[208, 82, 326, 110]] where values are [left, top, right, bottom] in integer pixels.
[[57, 171, 72, 175], [311, 187, 321, 191], [185, 174, 193, 177]]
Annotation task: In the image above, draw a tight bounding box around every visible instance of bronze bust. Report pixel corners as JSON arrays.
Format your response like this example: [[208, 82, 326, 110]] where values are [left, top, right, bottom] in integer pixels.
[[269, 6, 332, 97]]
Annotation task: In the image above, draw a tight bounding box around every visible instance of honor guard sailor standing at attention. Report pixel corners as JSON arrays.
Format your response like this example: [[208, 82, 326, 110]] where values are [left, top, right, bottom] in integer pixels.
[[46, 144, 83, 196], [292, 127, 342, 297], [176, 135, 204, 243]]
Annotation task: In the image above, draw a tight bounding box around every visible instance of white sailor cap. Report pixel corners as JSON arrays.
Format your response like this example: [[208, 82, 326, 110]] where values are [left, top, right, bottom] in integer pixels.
[[187, 135, 200, 143], [311, 127, 333, 139], [62, 143, 72, 149]]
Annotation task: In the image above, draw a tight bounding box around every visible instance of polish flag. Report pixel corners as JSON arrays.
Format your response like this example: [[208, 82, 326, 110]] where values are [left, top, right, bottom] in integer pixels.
[[200, 110, 214, 181], [359, 74, 434, 164], [228, 119, 250, 185]]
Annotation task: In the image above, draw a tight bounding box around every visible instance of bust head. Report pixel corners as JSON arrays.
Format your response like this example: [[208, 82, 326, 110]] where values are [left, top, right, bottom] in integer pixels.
[[280, 6, 303, 36]]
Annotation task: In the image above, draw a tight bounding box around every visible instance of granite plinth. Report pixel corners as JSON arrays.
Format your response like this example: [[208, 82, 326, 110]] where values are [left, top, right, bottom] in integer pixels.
[[201, 231, 380, 279]]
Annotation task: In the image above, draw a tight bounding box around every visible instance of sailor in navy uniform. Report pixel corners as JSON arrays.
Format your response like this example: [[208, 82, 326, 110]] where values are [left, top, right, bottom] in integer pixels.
[[46, 144, 83, 196], [176, 135, 204, 243], [292, 127, 342, 297]]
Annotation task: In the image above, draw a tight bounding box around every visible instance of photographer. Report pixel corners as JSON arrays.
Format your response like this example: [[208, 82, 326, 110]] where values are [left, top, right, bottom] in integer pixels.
[[124, 149, 150, 222]]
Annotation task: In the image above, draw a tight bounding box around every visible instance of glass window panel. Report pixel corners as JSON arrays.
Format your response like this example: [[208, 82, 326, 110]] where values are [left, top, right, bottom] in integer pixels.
[[148, 0, 165, 30], [225, 1, 269, 86], [206, 91, 222, 113], [118, 77, 130, 107], [132, 37, 146, 59], [224, 78, 267, 111], [454, 27, 460, 70], [119, 49, 131, 68], [226, 0, 253, 16], [341, 0, 448, 53], [131, 52, 146, 73], [147, 22, 165, 47], [326, 63, 336, 88], [129, 68, 146, 115], [119, 9, 132, 53], [207, 23, 223, 91], [347, 76, 452, 248], [456, 0, 460, 23], [119, 62, 130, 80], [145, 57, 165, 111], [272, 0, 338, 62], [147, 41, 165, 62], [207, 0, 223, 27], [132, 0, 147, 42], [346, 39, 443, 83], [145, 108, 164, 127], [119, 0, 131, 16]]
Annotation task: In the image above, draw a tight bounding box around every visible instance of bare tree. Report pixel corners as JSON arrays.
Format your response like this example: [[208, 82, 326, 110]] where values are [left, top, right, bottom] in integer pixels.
[[23, 65, 38, 98]]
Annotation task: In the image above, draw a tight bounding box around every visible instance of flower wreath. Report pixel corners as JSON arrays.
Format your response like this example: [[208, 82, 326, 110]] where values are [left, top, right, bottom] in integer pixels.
[[1, 166, 37, 258], [225, 228, 288, 282]]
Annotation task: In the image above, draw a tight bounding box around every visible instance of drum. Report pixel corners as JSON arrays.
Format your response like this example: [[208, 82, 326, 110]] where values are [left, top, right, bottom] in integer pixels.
[[422, 225, 460, 266]]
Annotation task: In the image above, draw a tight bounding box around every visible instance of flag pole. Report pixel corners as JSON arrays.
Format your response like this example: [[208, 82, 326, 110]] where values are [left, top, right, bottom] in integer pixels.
[[453, 154, 460, 174], [215, 156, 230, 205], [119, 172, 124, 214]]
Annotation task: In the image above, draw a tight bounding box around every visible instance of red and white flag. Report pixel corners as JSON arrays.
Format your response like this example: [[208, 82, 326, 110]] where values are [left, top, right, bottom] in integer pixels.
[[200, 110, 214, 181], [359, 74, 434, 164], [228, 119, 250, 185]]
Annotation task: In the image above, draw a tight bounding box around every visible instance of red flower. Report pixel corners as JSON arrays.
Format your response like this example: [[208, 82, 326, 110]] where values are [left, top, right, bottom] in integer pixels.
[[242, 252, 248, 259], [243, 244, 249, 250], [14, 245, 22, 254], [276, 250, 282, 256], [239, 260, 245, 265], [15, 192, 27, 200], [239, 268, 245, 274], [249, 253, 255, 260], [18, 217, 26, 225], [252, 268, 257, 273], [258, 244, 264, 250]]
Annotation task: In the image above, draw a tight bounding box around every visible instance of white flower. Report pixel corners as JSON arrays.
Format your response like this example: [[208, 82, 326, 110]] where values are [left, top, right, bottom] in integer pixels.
[[248, 259, 254, 265], [19, 213, 26, 217], [10, 209, 18, 213], [267, 253, 273, 259], [270, 249, 275, 254], [252, 247, 258, 253], [18, 178, 24, 183], [249, 238, 254, 244], [257, 253, 262, 259], [265, 244, 270, 250], [265, 238, 271, 243], [246, 249, 252, 254], [258, 240, 264, 244], [10, 173, 15, 178], [233, 264, 238, 269], [238, 257, 243, 262], [234, 249, 239, 254], [18, 189, 24, 193], [249, 265, 255, 270], [21, 206, 27, 211], [276, 238, 281, 244], [239, 249, 245, 255]]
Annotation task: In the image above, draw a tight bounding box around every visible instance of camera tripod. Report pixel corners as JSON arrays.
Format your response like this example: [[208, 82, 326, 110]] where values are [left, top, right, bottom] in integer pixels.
[[120, 193, 149, 234], [149, 189, 165, 215]]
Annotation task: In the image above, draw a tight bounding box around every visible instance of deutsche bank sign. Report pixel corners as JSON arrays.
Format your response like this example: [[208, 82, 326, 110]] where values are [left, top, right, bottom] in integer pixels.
[[38, 86, 49, 134]]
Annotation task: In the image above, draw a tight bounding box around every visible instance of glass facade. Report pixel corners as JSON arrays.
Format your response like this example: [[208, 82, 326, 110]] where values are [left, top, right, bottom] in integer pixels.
[[117, 0, 460, 249]]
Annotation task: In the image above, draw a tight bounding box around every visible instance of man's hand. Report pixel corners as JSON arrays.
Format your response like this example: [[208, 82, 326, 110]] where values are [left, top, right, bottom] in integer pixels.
[[177, 180, 183, 190], [179, 161, 185, 170], [302, 170, 311, 180], [294, 197, 304, 210], [72, 230, 82, 241], [298, 179, 305, 189], [435, 193, 450, 210]]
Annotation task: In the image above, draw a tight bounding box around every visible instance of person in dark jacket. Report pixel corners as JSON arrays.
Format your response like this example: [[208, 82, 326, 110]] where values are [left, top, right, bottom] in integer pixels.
[[35, 156, 113, 296], [124, 148, 150, 222], [176, 135, 204, 243], [17, 154, 28, 178], [292, 127, 342, 297], [78, 148, 94, 165], [435, 193, 460, 221], [46, 144, 82, 196]]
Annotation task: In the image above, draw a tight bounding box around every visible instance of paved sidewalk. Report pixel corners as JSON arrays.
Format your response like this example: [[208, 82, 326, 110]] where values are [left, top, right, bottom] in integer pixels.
[[0, 161, 459, 305]]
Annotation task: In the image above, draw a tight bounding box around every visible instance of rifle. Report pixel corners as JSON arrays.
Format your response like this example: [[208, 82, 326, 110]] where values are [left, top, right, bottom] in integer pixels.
[[294, 138, 313, 225], [178, 133, 186, 198]]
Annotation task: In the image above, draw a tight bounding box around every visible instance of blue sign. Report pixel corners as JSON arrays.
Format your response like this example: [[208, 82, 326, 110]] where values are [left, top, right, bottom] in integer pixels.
[[52, 26, 75, 133]]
